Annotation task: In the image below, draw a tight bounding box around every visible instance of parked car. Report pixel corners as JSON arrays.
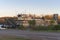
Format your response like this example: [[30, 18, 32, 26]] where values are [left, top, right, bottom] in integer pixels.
[[0, 25, 6, 29]]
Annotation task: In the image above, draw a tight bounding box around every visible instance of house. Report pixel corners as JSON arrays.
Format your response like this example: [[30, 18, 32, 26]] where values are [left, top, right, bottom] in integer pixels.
[[17, 14, 58, 27]]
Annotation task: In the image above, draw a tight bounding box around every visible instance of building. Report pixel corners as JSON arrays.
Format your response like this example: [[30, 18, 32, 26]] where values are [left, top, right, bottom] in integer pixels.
[[17, 14, 58, 27], [53, 14, 58, 21], [17, 14, 30, 27]]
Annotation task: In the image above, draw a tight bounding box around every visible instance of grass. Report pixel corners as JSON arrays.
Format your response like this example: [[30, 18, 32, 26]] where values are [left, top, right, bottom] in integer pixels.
[[30, 29, 60, 32], [0, 35, 30, 40], [0, 38, 30, 40]]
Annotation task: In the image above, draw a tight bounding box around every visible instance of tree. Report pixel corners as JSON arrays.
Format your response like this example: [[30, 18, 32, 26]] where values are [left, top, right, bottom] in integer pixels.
[[50, 20, 55, 25], [44, 15, 53, 20]]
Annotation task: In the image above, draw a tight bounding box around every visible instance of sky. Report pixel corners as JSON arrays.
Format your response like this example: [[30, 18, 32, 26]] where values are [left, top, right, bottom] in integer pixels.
[[0, 0, 60, 17]]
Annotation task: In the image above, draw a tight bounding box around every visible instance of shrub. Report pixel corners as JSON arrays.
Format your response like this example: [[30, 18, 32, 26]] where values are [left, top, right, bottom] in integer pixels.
[[18, 25, 26, 30], [28, 20, 36, 28], [53, 25, 60, 30], [31, 26, 47, 30]]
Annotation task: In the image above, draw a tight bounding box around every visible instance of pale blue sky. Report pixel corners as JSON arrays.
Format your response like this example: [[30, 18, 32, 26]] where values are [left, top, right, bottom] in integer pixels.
[[0, 0, 60, 17]]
